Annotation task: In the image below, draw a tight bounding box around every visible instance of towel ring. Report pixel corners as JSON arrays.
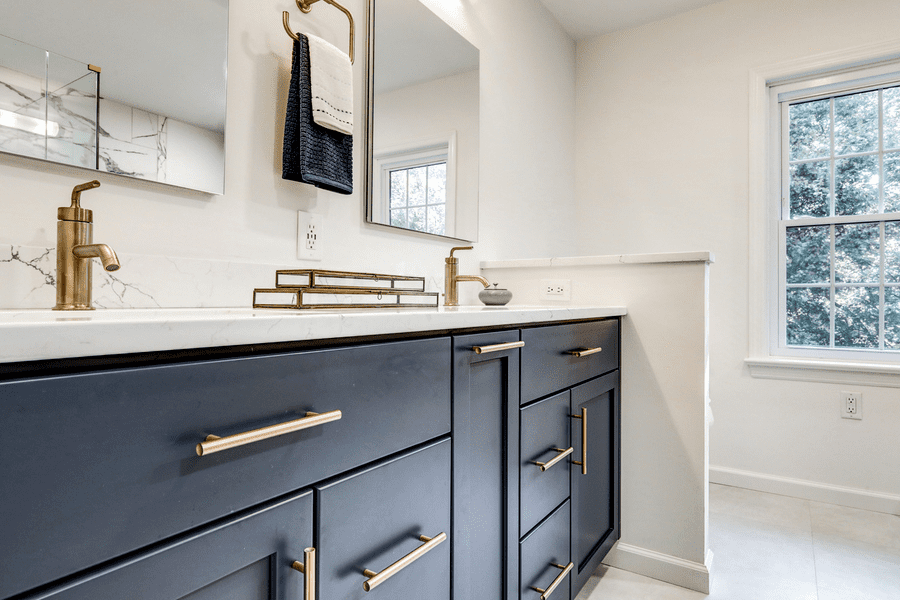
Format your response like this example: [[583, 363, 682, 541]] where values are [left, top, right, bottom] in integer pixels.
[[283, 0, 355, 64]]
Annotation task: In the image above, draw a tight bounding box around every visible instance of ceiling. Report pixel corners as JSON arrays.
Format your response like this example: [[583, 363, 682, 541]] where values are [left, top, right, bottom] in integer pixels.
[[537, 0, 725, 39]]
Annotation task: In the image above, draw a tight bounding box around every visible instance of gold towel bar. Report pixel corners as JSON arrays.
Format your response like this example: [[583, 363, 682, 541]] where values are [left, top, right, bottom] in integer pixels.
[[283, 0, 355, 64]]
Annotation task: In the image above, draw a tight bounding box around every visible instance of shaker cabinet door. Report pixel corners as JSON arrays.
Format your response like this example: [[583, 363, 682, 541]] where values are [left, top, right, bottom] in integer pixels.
[[452, 331, 521, 600], [570, 371, 621, 595], [315, 438, 451, 600], [22, 490, 314, 600]]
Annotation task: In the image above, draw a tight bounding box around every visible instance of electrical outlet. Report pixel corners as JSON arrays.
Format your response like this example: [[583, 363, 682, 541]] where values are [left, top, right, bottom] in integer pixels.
[[297, 211, 323, 261], [840, 391, 862, 420], [540, 279, 571, 301]]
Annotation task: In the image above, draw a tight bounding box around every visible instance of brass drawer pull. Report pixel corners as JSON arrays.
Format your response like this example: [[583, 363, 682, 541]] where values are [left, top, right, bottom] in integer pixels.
[[531, 562, 574, 599], [571, 407, 587, 475], [533, 447, 574, 472], [472, 341, 525, 354], [196, 409, 343, 456], [291, 547, 316, 600], [566, 347, 602, 357], [362, 532, 447, 592]]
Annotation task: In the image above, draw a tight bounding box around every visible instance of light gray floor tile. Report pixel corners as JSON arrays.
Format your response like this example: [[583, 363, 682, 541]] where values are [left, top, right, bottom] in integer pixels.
[[813, 533, 900, 600], [809, 501, 900, 551], [575, 565, 707, 600], [574, 485, 899, 600], [708, 511, 818, 600], [710, 483, 813, 534]]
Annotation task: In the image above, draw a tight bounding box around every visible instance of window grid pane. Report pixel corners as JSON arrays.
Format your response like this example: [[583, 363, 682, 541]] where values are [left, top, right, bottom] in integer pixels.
[[783, 84, 900, 352]]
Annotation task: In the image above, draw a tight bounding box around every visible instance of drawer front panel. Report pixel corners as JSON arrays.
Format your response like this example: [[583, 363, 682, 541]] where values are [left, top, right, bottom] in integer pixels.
[[520, 501, 571, 600], [24, 489, 314, 600], [520, 392, 570, 537], [521, 320, 619, 403], [316, 438, 450, 600], [0, 337, 450, 599]]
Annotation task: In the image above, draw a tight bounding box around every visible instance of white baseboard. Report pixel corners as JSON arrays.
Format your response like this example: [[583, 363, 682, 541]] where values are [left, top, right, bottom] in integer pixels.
[[602, 542, 712, 594], [710, 465, 900, 515]]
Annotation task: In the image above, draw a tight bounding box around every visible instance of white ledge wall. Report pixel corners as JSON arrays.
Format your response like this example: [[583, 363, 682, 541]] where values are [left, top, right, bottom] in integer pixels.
[[482, 253, 712, 593]]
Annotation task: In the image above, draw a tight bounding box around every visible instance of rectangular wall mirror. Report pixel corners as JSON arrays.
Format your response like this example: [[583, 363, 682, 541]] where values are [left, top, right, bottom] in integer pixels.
[[364, 0, 479, 242], [0, 1, 227, 195]]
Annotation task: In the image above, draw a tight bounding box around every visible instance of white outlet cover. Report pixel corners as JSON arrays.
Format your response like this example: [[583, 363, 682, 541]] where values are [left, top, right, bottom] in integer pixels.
[[540, 279, 571, 301], [297, 211, 323, 261]]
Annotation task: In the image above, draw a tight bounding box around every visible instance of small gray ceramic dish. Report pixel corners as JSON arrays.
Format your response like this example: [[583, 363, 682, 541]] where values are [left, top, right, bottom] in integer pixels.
[[479, 284, 513, 306]]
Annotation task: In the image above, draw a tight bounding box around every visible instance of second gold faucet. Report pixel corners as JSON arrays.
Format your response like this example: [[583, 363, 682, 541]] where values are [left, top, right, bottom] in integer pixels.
[[444, 246, 490, 306]]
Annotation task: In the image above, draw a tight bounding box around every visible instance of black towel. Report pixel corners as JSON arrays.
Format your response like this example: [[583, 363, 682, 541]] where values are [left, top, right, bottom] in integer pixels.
[[283, 34, 353, 194]]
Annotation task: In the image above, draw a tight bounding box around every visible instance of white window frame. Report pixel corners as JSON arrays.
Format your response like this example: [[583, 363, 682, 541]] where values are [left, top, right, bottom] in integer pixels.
[[747, 41, 900, 387], [372, 132, 457, 235]]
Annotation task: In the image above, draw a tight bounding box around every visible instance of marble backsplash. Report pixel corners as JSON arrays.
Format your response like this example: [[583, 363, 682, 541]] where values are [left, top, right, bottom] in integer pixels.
[[1, 244, 283, 309], [1, 244, 445, 310]]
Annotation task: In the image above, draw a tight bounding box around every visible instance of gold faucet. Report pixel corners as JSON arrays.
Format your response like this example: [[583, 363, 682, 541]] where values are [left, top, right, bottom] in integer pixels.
[[53, 180, 120, 310], [444, 246, 490, 306]]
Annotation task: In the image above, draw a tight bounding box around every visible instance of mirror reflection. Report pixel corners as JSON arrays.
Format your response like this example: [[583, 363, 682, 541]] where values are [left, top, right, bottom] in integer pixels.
[[366, 0, 479, 241], [0, 1, 227, 194]]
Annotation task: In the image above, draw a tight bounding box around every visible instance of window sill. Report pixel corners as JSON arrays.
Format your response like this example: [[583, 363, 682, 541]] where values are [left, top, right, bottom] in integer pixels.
[[745, 357, 900, 388]]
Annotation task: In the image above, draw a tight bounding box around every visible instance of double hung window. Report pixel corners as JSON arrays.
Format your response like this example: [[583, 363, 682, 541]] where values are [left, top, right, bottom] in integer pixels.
[[775, 67, 900, 360]]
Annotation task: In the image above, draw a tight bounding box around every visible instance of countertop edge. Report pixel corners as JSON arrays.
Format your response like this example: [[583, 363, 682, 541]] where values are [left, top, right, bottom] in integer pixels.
[[0, 306, 626, 365]]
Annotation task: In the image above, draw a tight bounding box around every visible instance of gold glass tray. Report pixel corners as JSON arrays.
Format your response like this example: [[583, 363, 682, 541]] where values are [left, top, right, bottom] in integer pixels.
[[253, 269, 437, 309]]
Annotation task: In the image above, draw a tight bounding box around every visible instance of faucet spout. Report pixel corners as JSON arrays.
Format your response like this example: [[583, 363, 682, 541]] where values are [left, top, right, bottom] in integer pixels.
[[455, 275, 491, 288], [73, 244, 120, 272]]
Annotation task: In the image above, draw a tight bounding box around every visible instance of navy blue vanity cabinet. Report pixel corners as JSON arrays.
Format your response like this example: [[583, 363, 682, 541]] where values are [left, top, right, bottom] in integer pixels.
[[452, 331, 521, 600], [0, 337, 450, 599], [316, 438, 451, 599], [521, 320, 619, 404], [520, 392, 571, 537], [520, 500, 571, 600], [570, 370, 621, 596], [19, 489, 315, 600]]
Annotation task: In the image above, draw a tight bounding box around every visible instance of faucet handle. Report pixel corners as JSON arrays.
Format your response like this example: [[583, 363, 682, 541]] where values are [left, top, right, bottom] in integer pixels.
[[447, 246, 474, 263], [59, 180, 100, 223]]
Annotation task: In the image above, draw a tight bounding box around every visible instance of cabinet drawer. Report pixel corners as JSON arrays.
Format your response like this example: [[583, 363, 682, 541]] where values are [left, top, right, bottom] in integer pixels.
[[316, 438, 450, 599], [521, 320, 619, 403], [0, 337, 450, 599], [520, 501, 571, 600], [520, 392, 570, 537], [22, 489, 314, 600]]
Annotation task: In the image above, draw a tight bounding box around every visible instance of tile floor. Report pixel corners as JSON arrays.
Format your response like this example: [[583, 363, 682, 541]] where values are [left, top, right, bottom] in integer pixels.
[[575, 483, 900, 599]]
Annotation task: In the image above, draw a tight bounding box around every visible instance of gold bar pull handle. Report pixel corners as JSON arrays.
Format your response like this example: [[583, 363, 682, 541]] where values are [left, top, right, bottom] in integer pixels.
[[291, 547, 316, 600], [533, 447, 574, 472], [531, 562, 574, 599], [362, 532, 447, 592], [196, 409, 342, 456], [566, 347, 602, 357], [570, 407, 587, 475], [472, 341, 524, 354]]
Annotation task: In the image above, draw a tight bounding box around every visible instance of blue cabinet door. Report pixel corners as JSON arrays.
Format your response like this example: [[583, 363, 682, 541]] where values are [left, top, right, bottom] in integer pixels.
[[21, 490, 314, 600], [570, 370, 621, 596], [452, 331, 521, 600]]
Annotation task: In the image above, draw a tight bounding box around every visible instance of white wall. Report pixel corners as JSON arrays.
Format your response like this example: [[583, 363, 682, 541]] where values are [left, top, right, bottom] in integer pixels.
[[574, 0, 900, 507], [0, 0, 576, 306], [373, 69, 479, 240], [483, 256, 712, 592]]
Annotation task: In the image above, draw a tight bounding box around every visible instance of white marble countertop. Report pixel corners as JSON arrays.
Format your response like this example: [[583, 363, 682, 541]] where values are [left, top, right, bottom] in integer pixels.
[[0, 305, 626, 364]]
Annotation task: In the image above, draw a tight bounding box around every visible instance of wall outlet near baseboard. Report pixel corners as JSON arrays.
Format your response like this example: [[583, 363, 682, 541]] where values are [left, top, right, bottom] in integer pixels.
[[297, 211, 323, 261], [540, 279, 571, 301], [840, 391, 862, 420]]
